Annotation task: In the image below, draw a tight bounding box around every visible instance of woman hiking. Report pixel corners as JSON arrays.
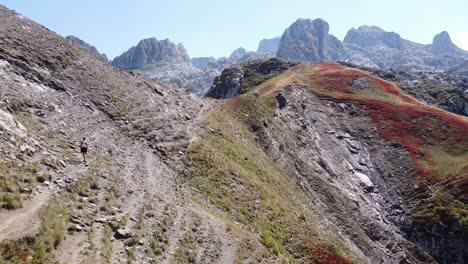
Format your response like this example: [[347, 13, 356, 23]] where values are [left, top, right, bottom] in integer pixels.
[[80, 137, 89, 164]]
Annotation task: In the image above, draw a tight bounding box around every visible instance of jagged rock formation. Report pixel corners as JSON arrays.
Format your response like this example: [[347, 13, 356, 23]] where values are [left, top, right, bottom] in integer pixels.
[[276, 18, 346, 62], [275, 19, 468, 71], [257, 37, 281, 53], [66, 36, 109, 63], [431, 31, 459, 55], [111, 37, 190, 70], [344, 27, 468, 70]]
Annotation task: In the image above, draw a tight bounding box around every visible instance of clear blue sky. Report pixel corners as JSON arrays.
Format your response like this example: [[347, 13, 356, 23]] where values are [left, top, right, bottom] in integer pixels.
[[1, 0, 467, 59]]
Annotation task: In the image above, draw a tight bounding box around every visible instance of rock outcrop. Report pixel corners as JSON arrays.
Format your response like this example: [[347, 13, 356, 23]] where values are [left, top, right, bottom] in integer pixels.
[[343, 26, 404, 49], [276, 18, 346, 62], [206, 58, 297, 99], [111, 38, 190, 70], [66, 35, 109, 63], [431, 31, 458, 55]]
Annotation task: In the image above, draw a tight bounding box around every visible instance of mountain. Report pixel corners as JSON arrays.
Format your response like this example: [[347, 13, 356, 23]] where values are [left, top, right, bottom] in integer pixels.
[[126, 44, 274, 96], [275, 19, 468, 71], [343, 27, 468, 70], [431, 31, 461, 55], [65, 35, 109, 63], [1, 5, 467, 264], [276, 18, 346, 62], [111, 37, 190, 70], [257, 37, 281, 53]]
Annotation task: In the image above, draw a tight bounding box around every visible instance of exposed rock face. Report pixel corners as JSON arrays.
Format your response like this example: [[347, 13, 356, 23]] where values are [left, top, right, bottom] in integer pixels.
[[431, 31, 457, 55], [191, 56, 216, 70], [344, 26, 403, 49], [277, 18, 346, 62], [206, 58, 298, 99], [65, 36, 108, 63], [111, 38, 190, 70], [257, 37, 280, 53]]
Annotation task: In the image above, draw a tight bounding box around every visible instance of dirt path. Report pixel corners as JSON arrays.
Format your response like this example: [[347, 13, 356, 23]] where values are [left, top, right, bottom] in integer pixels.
[[0, 190, 50, 241], [191, 207, 236, 264]]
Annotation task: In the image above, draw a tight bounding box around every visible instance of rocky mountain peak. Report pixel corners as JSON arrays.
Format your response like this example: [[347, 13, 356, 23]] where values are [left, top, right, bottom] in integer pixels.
[[356, 25, 385, 32], [65, 35, 109, 63], [229, 47, 247, 59], [276, 18, 346, 62], [344, 26, 403, 49], [431, 31, 456, 54], [111, 37, 190, 70]]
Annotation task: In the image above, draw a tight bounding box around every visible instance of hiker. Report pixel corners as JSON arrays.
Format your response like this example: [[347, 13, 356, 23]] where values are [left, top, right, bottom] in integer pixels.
[[80, 137, 89, 163]]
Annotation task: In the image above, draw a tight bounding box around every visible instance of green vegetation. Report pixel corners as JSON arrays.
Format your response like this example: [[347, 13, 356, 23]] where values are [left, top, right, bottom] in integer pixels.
[[411, 180, 468, 233], [81, 227, 97, 263], [102, 224, 113, 264], [1, 193, 23, 210], [0, 161, 42, 210], [0, 196, 68, 263]]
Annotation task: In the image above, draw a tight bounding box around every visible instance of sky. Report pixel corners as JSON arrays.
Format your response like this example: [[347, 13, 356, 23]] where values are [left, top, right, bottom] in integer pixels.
[[1, 0, 467, 60]]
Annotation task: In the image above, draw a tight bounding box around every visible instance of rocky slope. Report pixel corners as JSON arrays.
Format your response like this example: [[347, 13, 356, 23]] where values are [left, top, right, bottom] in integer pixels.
[[111, 37, 190, 70], [449, 60, 468, 77], [277, 18, 346, 62], [1, 5, 467, 264], [66, 35, 109, 63], [0, 5, 262, 264], [205, 59, 468, 263]]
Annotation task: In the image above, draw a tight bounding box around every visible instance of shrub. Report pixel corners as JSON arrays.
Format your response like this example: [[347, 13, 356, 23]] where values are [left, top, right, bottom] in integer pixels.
[[2, 193, 23, 209]]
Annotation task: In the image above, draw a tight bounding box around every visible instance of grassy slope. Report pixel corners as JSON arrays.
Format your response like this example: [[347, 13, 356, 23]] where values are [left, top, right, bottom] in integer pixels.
[[189, 98, 362, 263], [255, 62, 468, 234]]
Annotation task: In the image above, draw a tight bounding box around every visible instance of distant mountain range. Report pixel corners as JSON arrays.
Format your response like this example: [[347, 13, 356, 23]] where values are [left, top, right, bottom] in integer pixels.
[[68, 18, 468, 95], [277, 18, 468, 70]]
